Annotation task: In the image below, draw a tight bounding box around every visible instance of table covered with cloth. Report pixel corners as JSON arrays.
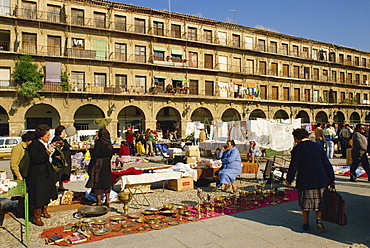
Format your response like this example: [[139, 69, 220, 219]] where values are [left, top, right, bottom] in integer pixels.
[[199, 141, 249, 153], [117, 168, 197, 190]]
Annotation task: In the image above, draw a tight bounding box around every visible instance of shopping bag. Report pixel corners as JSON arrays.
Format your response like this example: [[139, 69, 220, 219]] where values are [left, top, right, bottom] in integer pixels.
[[322, 185, 347, 225]]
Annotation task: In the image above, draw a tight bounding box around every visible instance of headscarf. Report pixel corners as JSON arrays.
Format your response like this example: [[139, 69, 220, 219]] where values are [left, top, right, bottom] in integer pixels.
[[98, 127, 113, 150]]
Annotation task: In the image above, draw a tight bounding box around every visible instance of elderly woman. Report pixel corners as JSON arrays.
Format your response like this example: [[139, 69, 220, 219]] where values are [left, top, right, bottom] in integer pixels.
[[286, 128, 335, 232], [51, 125, 72, 191], [216, 140, 242, 193], [27, 124, 58, 226], [85, 127, 113, 206]]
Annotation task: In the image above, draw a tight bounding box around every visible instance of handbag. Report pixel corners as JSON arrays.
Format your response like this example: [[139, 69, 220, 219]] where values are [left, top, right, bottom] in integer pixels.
[[322, 185, 347, 225]]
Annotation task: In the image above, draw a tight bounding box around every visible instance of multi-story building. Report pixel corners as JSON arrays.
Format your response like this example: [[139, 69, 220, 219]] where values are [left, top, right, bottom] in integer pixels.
[[0, 0, 369, 137]]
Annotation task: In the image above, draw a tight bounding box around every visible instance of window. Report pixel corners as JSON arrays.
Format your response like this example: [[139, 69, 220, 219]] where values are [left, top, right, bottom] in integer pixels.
[[115, 43, 126, 61], [294, 88, 300, 101], [340, 72, 345, 83], [135, 46, 146, 63], [347, 73, 352, 84], [94, 73, 106, 87], [312, 49, 318, 60], [94, 12, 105, 28], [362, 58, 367, 67], [271, 63, 278, 76], [363, 75, 368, 85], [135, 76, 146, 93], [283, 87, 289, 101], [270, 41, 277, 53], [205, 81, 214, 96], [304, 89, 311, 102], [0, 0, 10, 16], [355, 56, 360, 66], [281, 43, 288, 55], [189, 80, 198, 95], [22, 33, 36, 54], [282, 64, 289, 77], [355, 74, 360, 85], [313, 90, 319, 102], [323, 90, 328, 102], [313, 68, 319, 81], [153, 50, 164, 61], [245, 36, 253, 49], [188, 27, 197, 41], [204, 29, 212, 43], [272, 86, 279, 100], [232, 57, 241, 72], [22, 1, 37, 20], [217, 31, 227, 45], [348, 93, 353, 103], [339, 54, 344, 64], [47, 35, 61, 56], [204, 54, 213, 69], [93, 39, 106, 59], [258, 39, 265, 51], [0, 67, 11, 86], [302, 47, 309, 59], [71, 72, 84, 91], [171, 24, 181, 38], [115, 74, 127, 91], [232, 34, 240, 47], [304, 67, 310, 79], [259, 61, 266, 75], [218, 56, 227, 71], [246, 59, 254, 74], [47, 5, 63, 23], [322, 69, 328, 81], [188, 52, 198, 68], [346, 55, 352, 65], [153, 21, 164, 36], [115, 15, 126, 31], [329, 52, 336, 62], [364, 94, 368, 103], [319, 50, 327, 61], [340, 92, 345, 103], [172, 79, 182, 89], [135, 18, 145, 34], [332, 91, 337, 103], [293, 66, 300, 78], [331, 71, 337, 82], [71, 8, 84, 26], [292, 45, 299, 57], [171, 48, 183, 62], [154, 77, 165, 90], [260, 85, 267, 100]]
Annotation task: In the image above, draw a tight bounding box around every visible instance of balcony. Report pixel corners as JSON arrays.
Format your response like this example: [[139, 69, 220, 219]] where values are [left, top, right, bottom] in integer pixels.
[[66, 48, 97, 59]]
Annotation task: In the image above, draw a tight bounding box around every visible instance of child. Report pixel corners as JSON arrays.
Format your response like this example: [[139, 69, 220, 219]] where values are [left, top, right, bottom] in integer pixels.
[[116, 141, 131, 168]]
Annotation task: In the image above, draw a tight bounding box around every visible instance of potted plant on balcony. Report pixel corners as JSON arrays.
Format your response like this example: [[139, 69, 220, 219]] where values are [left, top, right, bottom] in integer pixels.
[[60, 72, 71, 91]]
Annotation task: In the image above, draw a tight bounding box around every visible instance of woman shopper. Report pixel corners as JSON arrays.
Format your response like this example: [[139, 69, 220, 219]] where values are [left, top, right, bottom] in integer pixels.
[[286, 128, 335, 233], [145, 128, 154, 157], [85, 127, 113, 206], [51, 125, 72, 191], [27, 124, 58, 226]]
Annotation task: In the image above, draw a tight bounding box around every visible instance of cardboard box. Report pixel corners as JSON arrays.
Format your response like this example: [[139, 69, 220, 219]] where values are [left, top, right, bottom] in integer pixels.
[[185, 146, 200, 157], [168, 177, 194, 191], [186, 156, 198, 164]]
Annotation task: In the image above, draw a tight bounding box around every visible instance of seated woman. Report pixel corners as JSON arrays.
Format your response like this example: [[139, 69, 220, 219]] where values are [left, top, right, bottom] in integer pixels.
[[215, 140, 242, 193], [116, 141, 131, 168], [247, 141, 260, 163]]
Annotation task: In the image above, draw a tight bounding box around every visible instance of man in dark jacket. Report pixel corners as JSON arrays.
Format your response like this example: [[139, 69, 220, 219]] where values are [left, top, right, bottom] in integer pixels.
[[338, 124, 352, 158], [350, 124, 370, 182]]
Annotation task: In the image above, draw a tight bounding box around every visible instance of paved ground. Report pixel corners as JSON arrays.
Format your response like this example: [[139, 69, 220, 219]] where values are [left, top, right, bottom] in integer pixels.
[[1, 155, 370, 247]]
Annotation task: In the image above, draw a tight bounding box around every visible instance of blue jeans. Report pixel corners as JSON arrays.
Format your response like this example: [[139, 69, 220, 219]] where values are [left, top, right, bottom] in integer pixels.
[[350, 153, 370, 181], [326, 141, 334, 158], [340, 139, 347, 158]]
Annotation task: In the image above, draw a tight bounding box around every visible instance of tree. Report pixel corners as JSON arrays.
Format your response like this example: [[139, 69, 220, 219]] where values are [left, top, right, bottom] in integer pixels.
[[12, 55, 44, 99]]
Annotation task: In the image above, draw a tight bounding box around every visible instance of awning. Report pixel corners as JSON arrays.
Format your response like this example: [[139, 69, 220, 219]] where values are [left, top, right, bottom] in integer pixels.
[[171, 48, 183, 55], [45, 62, 61, 83], [154, 75, 167, 79], [153, 46, 166, 52], [172, 77, 183, 81], [234, 82, 242, 85]]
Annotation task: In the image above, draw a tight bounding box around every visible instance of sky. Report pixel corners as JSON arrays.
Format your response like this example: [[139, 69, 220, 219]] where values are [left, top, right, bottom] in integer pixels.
[[116, 0, 370, 52]]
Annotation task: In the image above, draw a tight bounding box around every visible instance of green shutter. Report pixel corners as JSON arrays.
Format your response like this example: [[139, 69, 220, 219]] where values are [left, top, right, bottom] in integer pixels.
[[153, 46, 166, 52], [93, 39, 106, 59], [171, 48, 183, 55], [171, 77, 183, 81], [154, 75, 167, 79]]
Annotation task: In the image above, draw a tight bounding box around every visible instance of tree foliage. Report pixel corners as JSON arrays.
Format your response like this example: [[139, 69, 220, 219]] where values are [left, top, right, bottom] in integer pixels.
[[13, 55, 44, 99]]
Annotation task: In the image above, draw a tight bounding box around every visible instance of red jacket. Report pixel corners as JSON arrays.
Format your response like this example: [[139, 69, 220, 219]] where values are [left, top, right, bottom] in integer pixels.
[[118, 145, 130, 156]]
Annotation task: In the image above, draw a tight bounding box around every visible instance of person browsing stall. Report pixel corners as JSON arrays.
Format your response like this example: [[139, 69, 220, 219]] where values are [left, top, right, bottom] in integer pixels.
[[286, 128, 335, 233], [216, 140, 242, 193], [350, 124, 370, 182]]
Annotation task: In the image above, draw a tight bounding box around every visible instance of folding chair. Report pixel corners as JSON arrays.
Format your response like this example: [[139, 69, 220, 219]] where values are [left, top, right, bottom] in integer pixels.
[[261, 159, 274, 184]]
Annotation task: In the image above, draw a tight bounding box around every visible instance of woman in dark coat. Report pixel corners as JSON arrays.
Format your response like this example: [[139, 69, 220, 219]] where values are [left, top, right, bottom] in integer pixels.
[[27, 124, 58, 226], [85, 127, 113, 206], [286, 128, 335, 233], [51, 125, 72, 191]]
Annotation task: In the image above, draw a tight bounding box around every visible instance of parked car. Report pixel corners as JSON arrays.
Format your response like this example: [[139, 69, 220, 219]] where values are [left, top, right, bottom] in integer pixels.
[[0, 137, 22, 153]]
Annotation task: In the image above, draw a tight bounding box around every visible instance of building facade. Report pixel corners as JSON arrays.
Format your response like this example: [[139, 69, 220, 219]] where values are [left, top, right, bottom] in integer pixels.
[[0, 0, 369, 137]]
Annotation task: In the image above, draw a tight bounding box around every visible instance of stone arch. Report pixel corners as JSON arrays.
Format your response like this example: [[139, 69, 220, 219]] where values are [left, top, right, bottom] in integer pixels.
[[0, 105, 9, 136], [249, 109, 266, 120], [221, 108, 241, 121], [156, 107, 181, 135], [296, 110, 310, 123], [365, 112, 370, 124], [349, 112, 361, 124], [25, 103, 61, 129], [274, 109, 289, 119], [74, 104, 105, 130], [190, 107, 213, 123], [333, 111, 345, 123], [117, 106, 145, 137], [315, 111, 328, 124]]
